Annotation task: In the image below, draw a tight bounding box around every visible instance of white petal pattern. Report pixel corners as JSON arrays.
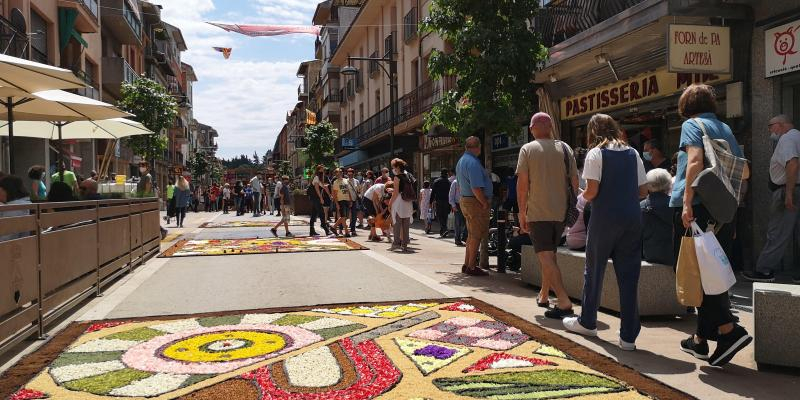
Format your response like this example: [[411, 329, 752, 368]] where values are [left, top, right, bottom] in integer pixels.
[[240, 313, 287, 325], [50, 361, 126, 383], [108, 373, 191, 397], [298, 317, 354, 331], [149, 319, 203, 333], [283, 346, 341, 388], [67, 339, 140, 353]]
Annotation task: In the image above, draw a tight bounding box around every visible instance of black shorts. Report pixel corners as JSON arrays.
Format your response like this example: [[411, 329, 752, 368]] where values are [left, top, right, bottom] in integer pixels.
[[363, 200, 377, 217], [337, 201, 351, 218], [528, 221, 565, 253]]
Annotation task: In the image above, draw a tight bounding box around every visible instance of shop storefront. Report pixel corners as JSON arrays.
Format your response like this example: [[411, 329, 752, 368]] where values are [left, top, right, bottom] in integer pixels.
[[418, 135, 460, 181], [490, 131, 528, 172]]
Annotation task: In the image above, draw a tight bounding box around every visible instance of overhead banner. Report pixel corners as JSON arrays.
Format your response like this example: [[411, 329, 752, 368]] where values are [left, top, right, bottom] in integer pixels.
[[207, 22, 321, 37], [765, 19, 800, 78], [668, 24, 730, 74], [560, 68, 730, 120]]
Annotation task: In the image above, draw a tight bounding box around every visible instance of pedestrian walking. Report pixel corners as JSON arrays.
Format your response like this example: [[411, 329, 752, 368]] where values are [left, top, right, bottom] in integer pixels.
[[456, 137, 492, 275], [165, 179, 176, 224], [273, 178, 282, 217], [267, 177, 276, 215], [744, 114, 800, 283], [562, 113, 648, 352], [234, 181, 243, 215], [271, 176, 294, 237], [250, 173, 262, 217], [449, 175, 466, 246], [222, 183, 231, 214], [516, 112, 576, 316], [672, 84, 752, 367], [419, 180, 433, 233], [431, 169, 453, 237], [389, 159, 414, 251], [174, 176, 191, 228], [346, 168, 360, 236], [332, 168, 353, 237], [27, 165, 47, 202], [308, 166, 331, 236]]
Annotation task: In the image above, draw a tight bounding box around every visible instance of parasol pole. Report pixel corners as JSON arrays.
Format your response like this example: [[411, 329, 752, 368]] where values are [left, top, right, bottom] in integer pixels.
[[6, 97, 14, 174]]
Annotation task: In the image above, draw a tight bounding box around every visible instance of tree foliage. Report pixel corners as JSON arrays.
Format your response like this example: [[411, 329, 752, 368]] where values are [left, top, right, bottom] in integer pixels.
[[118, 77, 179, 162], [221, 154, 257, 169], [186, 151, 210, 180], [421, 0, 547, 139], [303, 121, 338, 168], [276, 160, 293, 178]]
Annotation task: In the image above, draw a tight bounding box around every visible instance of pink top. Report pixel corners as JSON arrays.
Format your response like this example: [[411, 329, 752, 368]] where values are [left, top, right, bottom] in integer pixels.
[[566, 194, 588, 250]]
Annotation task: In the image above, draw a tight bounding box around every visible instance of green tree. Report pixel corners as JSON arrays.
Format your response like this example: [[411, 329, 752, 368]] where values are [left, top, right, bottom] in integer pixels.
[[303, 120, 338, 168], [422, 0, 547, 139], [276, 160, 293, 178], [208, 159, 223, 183], [186, 151, 210, 181], [118, 77, 179, 164]]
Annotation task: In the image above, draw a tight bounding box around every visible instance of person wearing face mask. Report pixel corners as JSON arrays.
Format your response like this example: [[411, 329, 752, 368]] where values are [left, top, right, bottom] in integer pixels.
[[136, 162, 154, 198], [642, 139, 671, 172], [744, 114, 800, 283], [27, 165, 47, 202]]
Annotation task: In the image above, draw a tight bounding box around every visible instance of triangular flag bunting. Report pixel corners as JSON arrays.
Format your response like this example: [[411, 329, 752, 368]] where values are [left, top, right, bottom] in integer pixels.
[[213, 47, 232, 59], [463, 353, 557, 373], [394, 338, 470, 376]]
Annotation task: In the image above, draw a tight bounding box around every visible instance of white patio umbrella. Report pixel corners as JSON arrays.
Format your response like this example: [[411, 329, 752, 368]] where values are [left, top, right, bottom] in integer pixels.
[[0, 89, 131, 173], [0, 54, 87, 173], [0, 118, 152, 140]]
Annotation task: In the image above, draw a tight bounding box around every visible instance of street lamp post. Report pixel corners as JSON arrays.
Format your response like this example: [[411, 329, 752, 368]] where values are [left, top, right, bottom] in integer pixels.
[[341, 52, 398, 159]]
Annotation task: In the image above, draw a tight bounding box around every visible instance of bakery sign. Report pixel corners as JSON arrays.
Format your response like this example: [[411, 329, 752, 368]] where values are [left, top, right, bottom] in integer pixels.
[[668, 24, 730, 73], [765, 19, 800, 78], [560, 68, 730, 120]]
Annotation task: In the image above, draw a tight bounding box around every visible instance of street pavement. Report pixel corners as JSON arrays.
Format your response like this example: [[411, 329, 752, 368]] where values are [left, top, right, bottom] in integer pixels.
[[1, 210, 797, 399]]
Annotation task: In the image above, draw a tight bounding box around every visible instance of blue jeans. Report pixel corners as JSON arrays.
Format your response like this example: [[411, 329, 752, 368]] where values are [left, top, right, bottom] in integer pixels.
[[349, 200, 360, 232], [252, 192, 261, 216], [454, 207, 467, 243]]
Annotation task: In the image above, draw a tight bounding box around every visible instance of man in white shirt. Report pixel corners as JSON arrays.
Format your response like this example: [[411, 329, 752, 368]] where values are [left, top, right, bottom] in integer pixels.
[[273, 178, 283, 217], [250, 174, 262, 217], [745, 114, 800, 282]]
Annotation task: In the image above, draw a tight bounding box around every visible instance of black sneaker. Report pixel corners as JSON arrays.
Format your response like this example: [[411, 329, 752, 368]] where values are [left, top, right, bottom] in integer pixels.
[[792, 276, 800, 284], [742, 271, 775, 282], [270, 228, 278, 236], [680, 336, 709, 360], [543, 307, 574, 320], [709, 325, 752, 367]]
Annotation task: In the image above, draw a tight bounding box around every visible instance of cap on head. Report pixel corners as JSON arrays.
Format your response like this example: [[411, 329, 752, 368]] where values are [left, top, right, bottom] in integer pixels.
[[529, 112, 552, 128]]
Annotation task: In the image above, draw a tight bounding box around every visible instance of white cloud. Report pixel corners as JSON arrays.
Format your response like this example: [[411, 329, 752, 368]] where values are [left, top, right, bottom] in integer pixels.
[[157, 0, 313, 159]]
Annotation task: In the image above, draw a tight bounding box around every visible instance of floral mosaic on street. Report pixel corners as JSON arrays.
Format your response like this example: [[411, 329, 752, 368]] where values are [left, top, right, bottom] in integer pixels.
[[161, 237, 366, 257], [6, 301, 663, 399]]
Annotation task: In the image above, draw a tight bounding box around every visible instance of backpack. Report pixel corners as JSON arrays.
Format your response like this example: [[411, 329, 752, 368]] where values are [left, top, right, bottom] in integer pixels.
[[400, 174, 417, 202]]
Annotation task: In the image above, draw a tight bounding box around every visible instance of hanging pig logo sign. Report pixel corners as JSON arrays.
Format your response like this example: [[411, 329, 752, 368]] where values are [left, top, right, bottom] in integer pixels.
[[774, 26, 800, 65]]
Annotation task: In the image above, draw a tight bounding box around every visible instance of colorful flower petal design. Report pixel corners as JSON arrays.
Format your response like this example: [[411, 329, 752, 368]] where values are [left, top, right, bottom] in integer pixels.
[[85, 322, 128, 333], [8, 389, 48, 400], [242, 338, 402, 399], [395, 338, 471, 376], [463, 353, 557, 373], [433, 370, 627, 399], [312, 303, 438, 319], [439, 302, 482, 313], [408, 318, 529, 351], [164, 237, 364, 257], [534, 344, 571, 360]]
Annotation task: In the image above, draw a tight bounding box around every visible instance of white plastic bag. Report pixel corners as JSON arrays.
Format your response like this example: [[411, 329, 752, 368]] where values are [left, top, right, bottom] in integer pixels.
[[692, 222, 737, 295]]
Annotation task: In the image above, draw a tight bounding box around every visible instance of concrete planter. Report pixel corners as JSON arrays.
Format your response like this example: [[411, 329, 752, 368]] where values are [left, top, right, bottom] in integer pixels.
[[293, 193, 311, 216]]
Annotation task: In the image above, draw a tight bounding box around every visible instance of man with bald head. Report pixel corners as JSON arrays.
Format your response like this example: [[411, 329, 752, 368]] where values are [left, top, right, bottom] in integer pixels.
[[456, 136, 492, 276], [517, 112, 578, 319], [745, 114, 800, 283]]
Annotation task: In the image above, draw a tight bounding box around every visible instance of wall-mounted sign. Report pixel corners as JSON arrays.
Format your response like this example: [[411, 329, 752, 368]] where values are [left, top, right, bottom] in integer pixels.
[[422, 135, 458, 151], [491, 133, 528, 152], [560, 68, 730, 120], [341, 137, 359, 149], [765, 19, 800, 78], [668, 24, 730, 74]]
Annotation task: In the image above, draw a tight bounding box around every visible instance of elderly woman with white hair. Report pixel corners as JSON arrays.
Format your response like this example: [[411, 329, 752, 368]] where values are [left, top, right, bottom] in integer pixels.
[[640, 168, 674, 265]]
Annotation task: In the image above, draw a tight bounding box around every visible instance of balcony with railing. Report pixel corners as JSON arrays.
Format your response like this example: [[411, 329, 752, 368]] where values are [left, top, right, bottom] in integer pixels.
[[404, 8, 418, 42], [70, 69, 101, 100], [0, 14, 29, 59], [337, 76, 456, 152], [102, 57, 138, 98], [384, 31, 397, 58], [57, 0, 99, 33], [534, 0, 646, 48], [102, 0, 143, 45]]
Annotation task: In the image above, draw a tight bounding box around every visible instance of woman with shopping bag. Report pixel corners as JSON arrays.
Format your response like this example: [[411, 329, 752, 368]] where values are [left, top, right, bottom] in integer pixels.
[[672, 84, 751, 367]]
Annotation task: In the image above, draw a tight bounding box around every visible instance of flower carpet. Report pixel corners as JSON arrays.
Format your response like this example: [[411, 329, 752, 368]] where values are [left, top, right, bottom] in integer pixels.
[[160, 237, 367, 258], [199, 220, 309, 229], [0, 299, 693, 400]]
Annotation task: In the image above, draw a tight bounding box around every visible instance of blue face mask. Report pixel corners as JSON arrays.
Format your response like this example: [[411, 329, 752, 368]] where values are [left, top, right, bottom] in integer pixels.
[[643, 151, 653, 161]]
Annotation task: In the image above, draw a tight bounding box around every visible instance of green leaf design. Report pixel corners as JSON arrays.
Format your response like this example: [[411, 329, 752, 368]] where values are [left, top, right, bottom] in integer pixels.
[[62, 368, 153, 395], [103, 327, 164, 341], [197, 315, 243, 327], [50, 351, 123, 368], [433, 370, 626, 399], [272, 314, 320, 326], [313, 324, 367, 340]]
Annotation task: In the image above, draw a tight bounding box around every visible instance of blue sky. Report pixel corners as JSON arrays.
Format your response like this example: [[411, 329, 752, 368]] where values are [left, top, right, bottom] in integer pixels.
[[158, 0, 319, 159]]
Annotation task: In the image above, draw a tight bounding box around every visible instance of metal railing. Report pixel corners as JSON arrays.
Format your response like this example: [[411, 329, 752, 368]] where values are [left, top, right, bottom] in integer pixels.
[[123, 58, 137, 84], [325, 91, 342, 104], [80, 0, 100, 19], [71, 69, 100, 100], [368, 51, 380, 77], [0, 199, 161, 357], [30, 47, 48, 64], [404, 8, 418, 42], [534, 0, 645, 47], [123, 0, 143, 39], [0, 14, 28, 59]]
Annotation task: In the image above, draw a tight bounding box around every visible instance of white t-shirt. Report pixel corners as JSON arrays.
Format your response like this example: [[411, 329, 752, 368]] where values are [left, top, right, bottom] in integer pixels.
[[582, 144, 647, 186], [770, 129, 800, 185], [364, 183, 386, 202], [250, 176, 261, 193], [273, 181, 282, 198]]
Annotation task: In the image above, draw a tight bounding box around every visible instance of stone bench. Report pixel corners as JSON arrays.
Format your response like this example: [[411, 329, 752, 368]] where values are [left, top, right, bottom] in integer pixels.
[[754, 283, 800, 368], [520, 245, 686, 316]]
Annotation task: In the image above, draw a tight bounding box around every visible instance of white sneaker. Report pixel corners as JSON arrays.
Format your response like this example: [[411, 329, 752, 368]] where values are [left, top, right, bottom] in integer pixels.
[[563, 317, 597, 337], [618, 337, 636, 351]]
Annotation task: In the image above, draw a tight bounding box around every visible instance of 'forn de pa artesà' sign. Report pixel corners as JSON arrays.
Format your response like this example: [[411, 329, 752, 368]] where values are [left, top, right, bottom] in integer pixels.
[[765, 19, 800, 78], [560, 68, 730, 120], [668, 24, 730, 74]]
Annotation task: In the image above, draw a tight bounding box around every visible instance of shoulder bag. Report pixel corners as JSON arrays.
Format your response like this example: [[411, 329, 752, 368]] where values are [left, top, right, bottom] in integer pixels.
[[559, 141, 579, 227]]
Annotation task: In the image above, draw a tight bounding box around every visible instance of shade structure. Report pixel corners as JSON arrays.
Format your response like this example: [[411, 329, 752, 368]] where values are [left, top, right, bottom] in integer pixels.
[[0, 118, 152, 140], [0, 90, 130, 122], [0, 53, 85, 96]]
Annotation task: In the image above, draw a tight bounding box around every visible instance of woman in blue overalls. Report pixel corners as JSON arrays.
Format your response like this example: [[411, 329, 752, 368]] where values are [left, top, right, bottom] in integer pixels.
[[563, 114, 649, 351]]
